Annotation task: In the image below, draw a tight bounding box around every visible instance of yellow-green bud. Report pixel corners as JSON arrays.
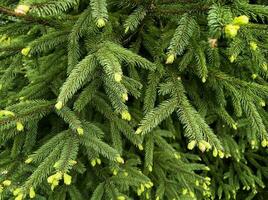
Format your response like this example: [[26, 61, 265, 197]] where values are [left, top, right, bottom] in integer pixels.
[[203, 141, 212, 150], [138, 144, 143, 151], [212, 148, 218, 157], [69, 160, 77, 165], [113, 169, 118, 175], [53, 161, 60, 169], [205, 177, 211, 182], [124, 172, 128, 176], [137, 188, 142, 196], [13, 188, 22, 196], [116, 156, 124, 164], [218, 150, 224, 158], [54, 172, 62, 180], [21, 47, 31, 56], [149, 181, 153, 187], [252, 74, 257, 79], [125, 26, 130, 34], [121, 111, 131, 121], [15, 5, 30, 15], [135, 128, 142, 134], [148, 165, 153, 172], [202, 77, 207, 83], [91, 159, 96, 167], [122, 93, 128, 102], [29, 187, 35, 199], [225, 24, 240, 38], [146, 192, 150, 199], [114, 73, 122, 82], [189, 191, 195, 197], [251, 140, 256, 146], [145, 182, 152, 189], [261, 140, 267, 147], [51, 180, 59, 190], [15, 194, 24, 200], [76, 127, 84, 135], [96, 18, 106, 28], [165, 54, 175, 64], [250, 42, 258, 51], [198, 140, 207, 152], [232, 123, 237, 130], [195, 180, 199, 186], [16, 122, 24, 131], [174, 153, 180, 159], [63, 173, 72, 185], [233, 15, 249, 25], [55, 101, 63, 110], [187, 140, 197, 150], [182, 188, 188, 195], [2, 180, 11, 186], [229, 55, 236, 63], [203, 183, 209, 190], [96, 158, 101, 165], [263, 63, 267, 71], [260, 101, 266, 107], [204, 166, 210, 171], [117, 196, 126, 200]]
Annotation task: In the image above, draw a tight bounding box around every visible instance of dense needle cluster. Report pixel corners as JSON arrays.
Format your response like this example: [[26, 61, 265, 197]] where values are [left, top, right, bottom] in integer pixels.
[[0, 0, 267, 199]]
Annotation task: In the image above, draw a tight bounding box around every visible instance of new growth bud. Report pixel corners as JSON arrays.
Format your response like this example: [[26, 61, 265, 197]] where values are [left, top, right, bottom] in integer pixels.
[[96, 18, 106, 28]]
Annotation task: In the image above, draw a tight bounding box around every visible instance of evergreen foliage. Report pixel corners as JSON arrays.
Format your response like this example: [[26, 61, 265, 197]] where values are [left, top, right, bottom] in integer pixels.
[[0, 0, 267, 199]]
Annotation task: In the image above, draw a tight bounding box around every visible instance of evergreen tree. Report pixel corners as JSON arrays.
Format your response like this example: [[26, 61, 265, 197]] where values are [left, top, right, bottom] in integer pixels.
[[0, 0, 267, 199]]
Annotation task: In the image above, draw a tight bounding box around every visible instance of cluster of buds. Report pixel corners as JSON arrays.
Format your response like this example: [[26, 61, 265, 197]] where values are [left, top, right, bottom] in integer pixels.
[[137, 181, 153, 196], [182, 188, 195, 198], [47, 172, 72, 190], [13, 188, 24, 200], [187, 140, 227, 159], [91, 158, 101, 167], [212, 148, 225, 158], [121, 111, 131, 121], [12, 186, 35, 200], [198, 140, 211, 152], [225, 15, 249, 38], [187, 140, 212, 152], [0, 180, 11, 193]]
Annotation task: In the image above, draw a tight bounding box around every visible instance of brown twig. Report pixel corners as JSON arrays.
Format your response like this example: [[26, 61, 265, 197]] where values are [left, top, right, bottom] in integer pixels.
[[0, 6, 57, 27]]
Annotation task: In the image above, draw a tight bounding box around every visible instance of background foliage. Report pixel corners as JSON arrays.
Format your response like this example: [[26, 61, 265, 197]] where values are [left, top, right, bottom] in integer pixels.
[[0, 0, 267, 199]]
